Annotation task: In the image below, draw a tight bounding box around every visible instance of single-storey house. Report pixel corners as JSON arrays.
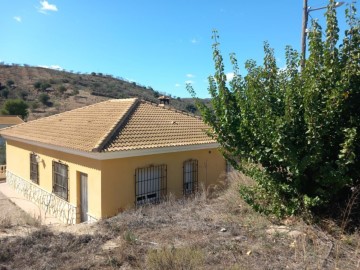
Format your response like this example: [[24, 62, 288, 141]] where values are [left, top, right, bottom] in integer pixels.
[[0, 98, 225, 224]]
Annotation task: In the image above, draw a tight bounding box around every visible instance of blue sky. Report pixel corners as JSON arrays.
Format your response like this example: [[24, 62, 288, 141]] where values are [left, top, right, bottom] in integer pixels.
[[0, 1, 356, 98]]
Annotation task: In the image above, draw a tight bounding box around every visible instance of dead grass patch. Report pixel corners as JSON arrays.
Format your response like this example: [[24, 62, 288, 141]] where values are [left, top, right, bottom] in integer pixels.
[[0, 171, 359, 269]]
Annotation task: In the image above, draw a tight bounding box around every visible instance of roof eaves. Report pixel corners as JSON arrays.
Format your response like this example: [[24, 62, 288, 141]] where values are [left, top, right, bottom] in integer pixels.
[[91, 98, 139, 152]]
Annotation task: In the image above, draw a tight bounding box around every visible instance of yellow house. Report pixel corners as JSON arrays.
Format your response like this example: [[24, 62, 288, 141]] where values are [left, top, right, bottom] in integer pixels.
[[0, 98, 225, 224]]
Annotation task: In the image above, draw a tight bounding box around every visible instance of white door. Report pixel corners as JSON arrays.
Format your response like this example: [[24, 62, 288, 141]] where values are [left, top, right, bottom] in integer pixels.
[[80, 173, 88, 222]]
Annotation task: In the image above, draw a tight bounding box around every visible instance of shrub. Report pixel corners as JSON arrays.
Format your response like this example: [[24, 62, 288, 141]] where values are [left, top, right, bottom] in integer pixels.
[[1, 99, 29, 119], [188, 2, 360, 217], [1, 89, 9, 99], [6, 80, 14, 87], [146, 247, 204, 270], [38, 93, 50, 105], [33, 81, 41, 89]]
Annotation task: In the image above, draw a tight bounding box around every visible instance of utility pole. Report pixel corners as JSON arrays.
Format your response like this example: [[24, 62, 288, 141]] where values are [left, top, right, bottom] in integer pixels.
[[300, 1, 344, 71], [301, 0, 309, 71]]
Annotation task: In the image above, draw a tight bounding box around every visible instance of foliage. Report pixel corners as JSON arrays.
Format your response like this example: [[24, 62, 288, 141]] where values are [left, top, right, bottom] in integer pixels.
[[6, 80, 14, 87], [19, 90, 29, 100], [38, 93, 50, 105], [33, 81, 41, 89], [58, 85, 67, 94], [185, 103, 197, 113], [1, 89, 9, 99], [188, 1, 360, 217], [1, 99, 29, 119]]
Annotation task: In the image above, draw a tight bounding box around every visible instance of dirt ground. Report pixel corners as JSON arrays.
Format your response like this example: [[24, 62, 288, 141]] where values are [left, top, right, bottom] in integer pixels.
[[0, 173, 359, 270]]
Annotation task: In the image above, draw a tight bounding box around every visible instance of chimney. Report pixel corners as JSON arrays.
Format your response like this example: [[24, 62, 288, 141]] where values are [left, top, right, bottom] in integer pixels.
[[158, 95, 170, 107]]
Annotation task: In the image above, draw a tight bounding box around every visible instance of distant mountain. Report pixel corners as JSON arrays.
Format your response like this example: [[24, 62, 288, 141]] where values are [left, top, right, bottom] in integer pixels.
[[0, 64, 200, 121]]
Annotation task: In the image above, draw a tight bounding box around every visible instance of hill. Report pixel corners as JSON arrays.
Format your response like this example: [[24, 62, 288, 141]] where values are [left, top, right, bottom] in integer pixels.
[[0, 64, 200, 120]]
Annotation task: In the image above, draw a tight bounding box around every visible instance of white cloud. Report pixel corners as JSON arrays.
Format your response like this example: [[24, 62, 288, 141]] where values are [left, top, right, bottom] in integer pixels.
[[185, 80, 194, 84], [226, 72, 235, 82], [175, 83, 181, 87], [38, 64, 62, 70], [191, 38, 199, 44], [186, 73, 195, 78], [38, 1, 58, 13], [13, 16, 22, 22]]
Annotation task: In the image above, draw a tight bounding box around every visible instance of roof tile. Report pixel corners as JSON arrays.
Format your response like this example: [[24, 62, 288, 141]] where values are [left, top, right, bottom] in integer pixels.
[[0, 98, 216, 153]]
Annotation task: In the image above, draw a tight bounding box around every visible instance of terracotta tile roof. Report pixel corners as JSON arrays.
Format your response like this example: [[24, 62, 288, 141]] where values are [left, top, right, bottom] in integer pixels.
[[0, 116, 24, 125], [0, 98, 215, 153], [0, 99, 137, 152], [103, 101, 215, 152]]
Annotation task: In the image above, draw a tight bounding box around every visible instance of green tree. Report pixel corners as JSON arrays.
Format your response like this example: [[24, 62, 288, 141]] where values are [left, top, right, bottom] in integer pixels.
[[1, 89, 9, 99], [33, 81, 41, 89], [6, 80, 14, 87], [188, 1, 360, 217], [1, 99, 29, 119], [185, 103, 197, 114], [38, 93, 50, 105]]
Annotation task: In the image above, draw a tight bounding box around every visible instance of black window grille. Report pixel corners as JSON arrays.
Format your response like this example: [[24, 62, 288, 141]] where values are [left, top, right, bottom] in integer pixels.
[[135, 164, 167, 206], [30, 153, 39, 184], [52, 161, 69, 201], [183, 159, 198, 195]]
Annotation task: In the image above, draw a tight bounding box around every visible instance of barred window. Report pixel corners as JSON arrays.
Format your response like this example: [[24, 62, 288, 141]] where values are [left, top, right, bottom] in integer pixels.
[[30, 153, 39, 184], [52, 161, 68, 201], [135, 164, 167, 206], [183, 159, 198, 195]]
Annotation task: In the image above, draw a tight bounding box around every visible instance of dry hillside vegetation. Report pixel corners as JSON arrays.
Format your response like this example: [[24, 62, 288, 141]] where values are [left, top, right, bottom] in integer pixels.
[[0, 65, 200, 120], [0, 172, 359, 270]]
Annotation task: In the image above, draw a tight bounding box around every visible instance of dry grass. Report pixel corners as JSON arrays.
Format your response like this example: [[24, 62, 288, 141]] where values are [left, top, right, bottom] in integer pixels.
[[0, 192, 40, 230], [0, 171, 359, 269]]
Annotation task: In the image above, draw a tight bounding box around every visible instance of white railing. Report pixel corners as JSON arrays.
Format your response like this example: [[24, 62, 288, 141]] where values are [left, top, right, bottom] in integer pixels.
[[6, 170, 77, 224]]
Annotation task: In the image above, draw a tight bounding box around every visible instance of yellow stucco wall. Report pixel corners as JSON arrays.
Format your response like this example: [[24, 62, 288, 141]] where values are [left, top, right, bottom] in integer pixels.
[[6, 139, 226, 222], [6, 140, 102, 221], [101, 148, 226, 218]]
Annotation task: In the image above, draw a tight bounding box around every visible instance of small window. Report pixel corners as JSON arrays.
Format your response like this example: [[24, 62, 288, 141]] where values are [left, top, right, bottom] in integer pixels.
[[30, 153, 39, 184], [52, 161, 69, 201], [135, 164, 167, 206], [183, 159, 198, 195]]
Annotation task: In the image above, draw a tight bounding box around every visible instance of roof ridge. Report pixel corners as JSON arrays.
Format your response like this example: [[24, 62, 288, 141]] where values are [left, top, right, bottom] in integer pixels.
[[139, 99, 202, 120], [92, 98, 139, 152]]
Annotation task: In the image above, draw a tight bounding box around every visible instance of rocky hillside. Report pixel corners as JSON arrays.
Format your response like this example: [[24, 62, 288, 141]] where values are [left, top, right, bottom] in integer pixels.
[[0, 64, 199, 120]]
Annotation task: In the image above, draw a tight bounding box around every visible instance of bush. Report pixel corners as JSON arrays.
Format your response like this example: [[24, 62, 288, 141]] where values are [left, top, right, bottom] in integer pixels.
[[19, 90, 29, 100], [1, 89, 9, 99], [1, 99, 29, 119], [31, 101, 40, 111], [188, 2, 360, 217], [58, 85, 67, 94], [6, 80, 14, 87], [33, 81, 41, 89], [38, 93, 50, 105], [146, 247, 204, 270]]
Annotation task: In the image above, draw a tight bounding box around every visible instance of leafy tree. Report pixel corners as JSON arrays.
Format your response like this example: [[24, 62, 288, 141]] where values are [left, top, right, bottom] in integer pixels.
[[1, 99, 29, 119], [188, 1, 360, 217], [1, 89, 9, 99], [38, 93, 50, 105], [33, 81, 41, 89], [19, 90, 29, 100], [6, 80, 14, 87], [185, 103, 197, 114]]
